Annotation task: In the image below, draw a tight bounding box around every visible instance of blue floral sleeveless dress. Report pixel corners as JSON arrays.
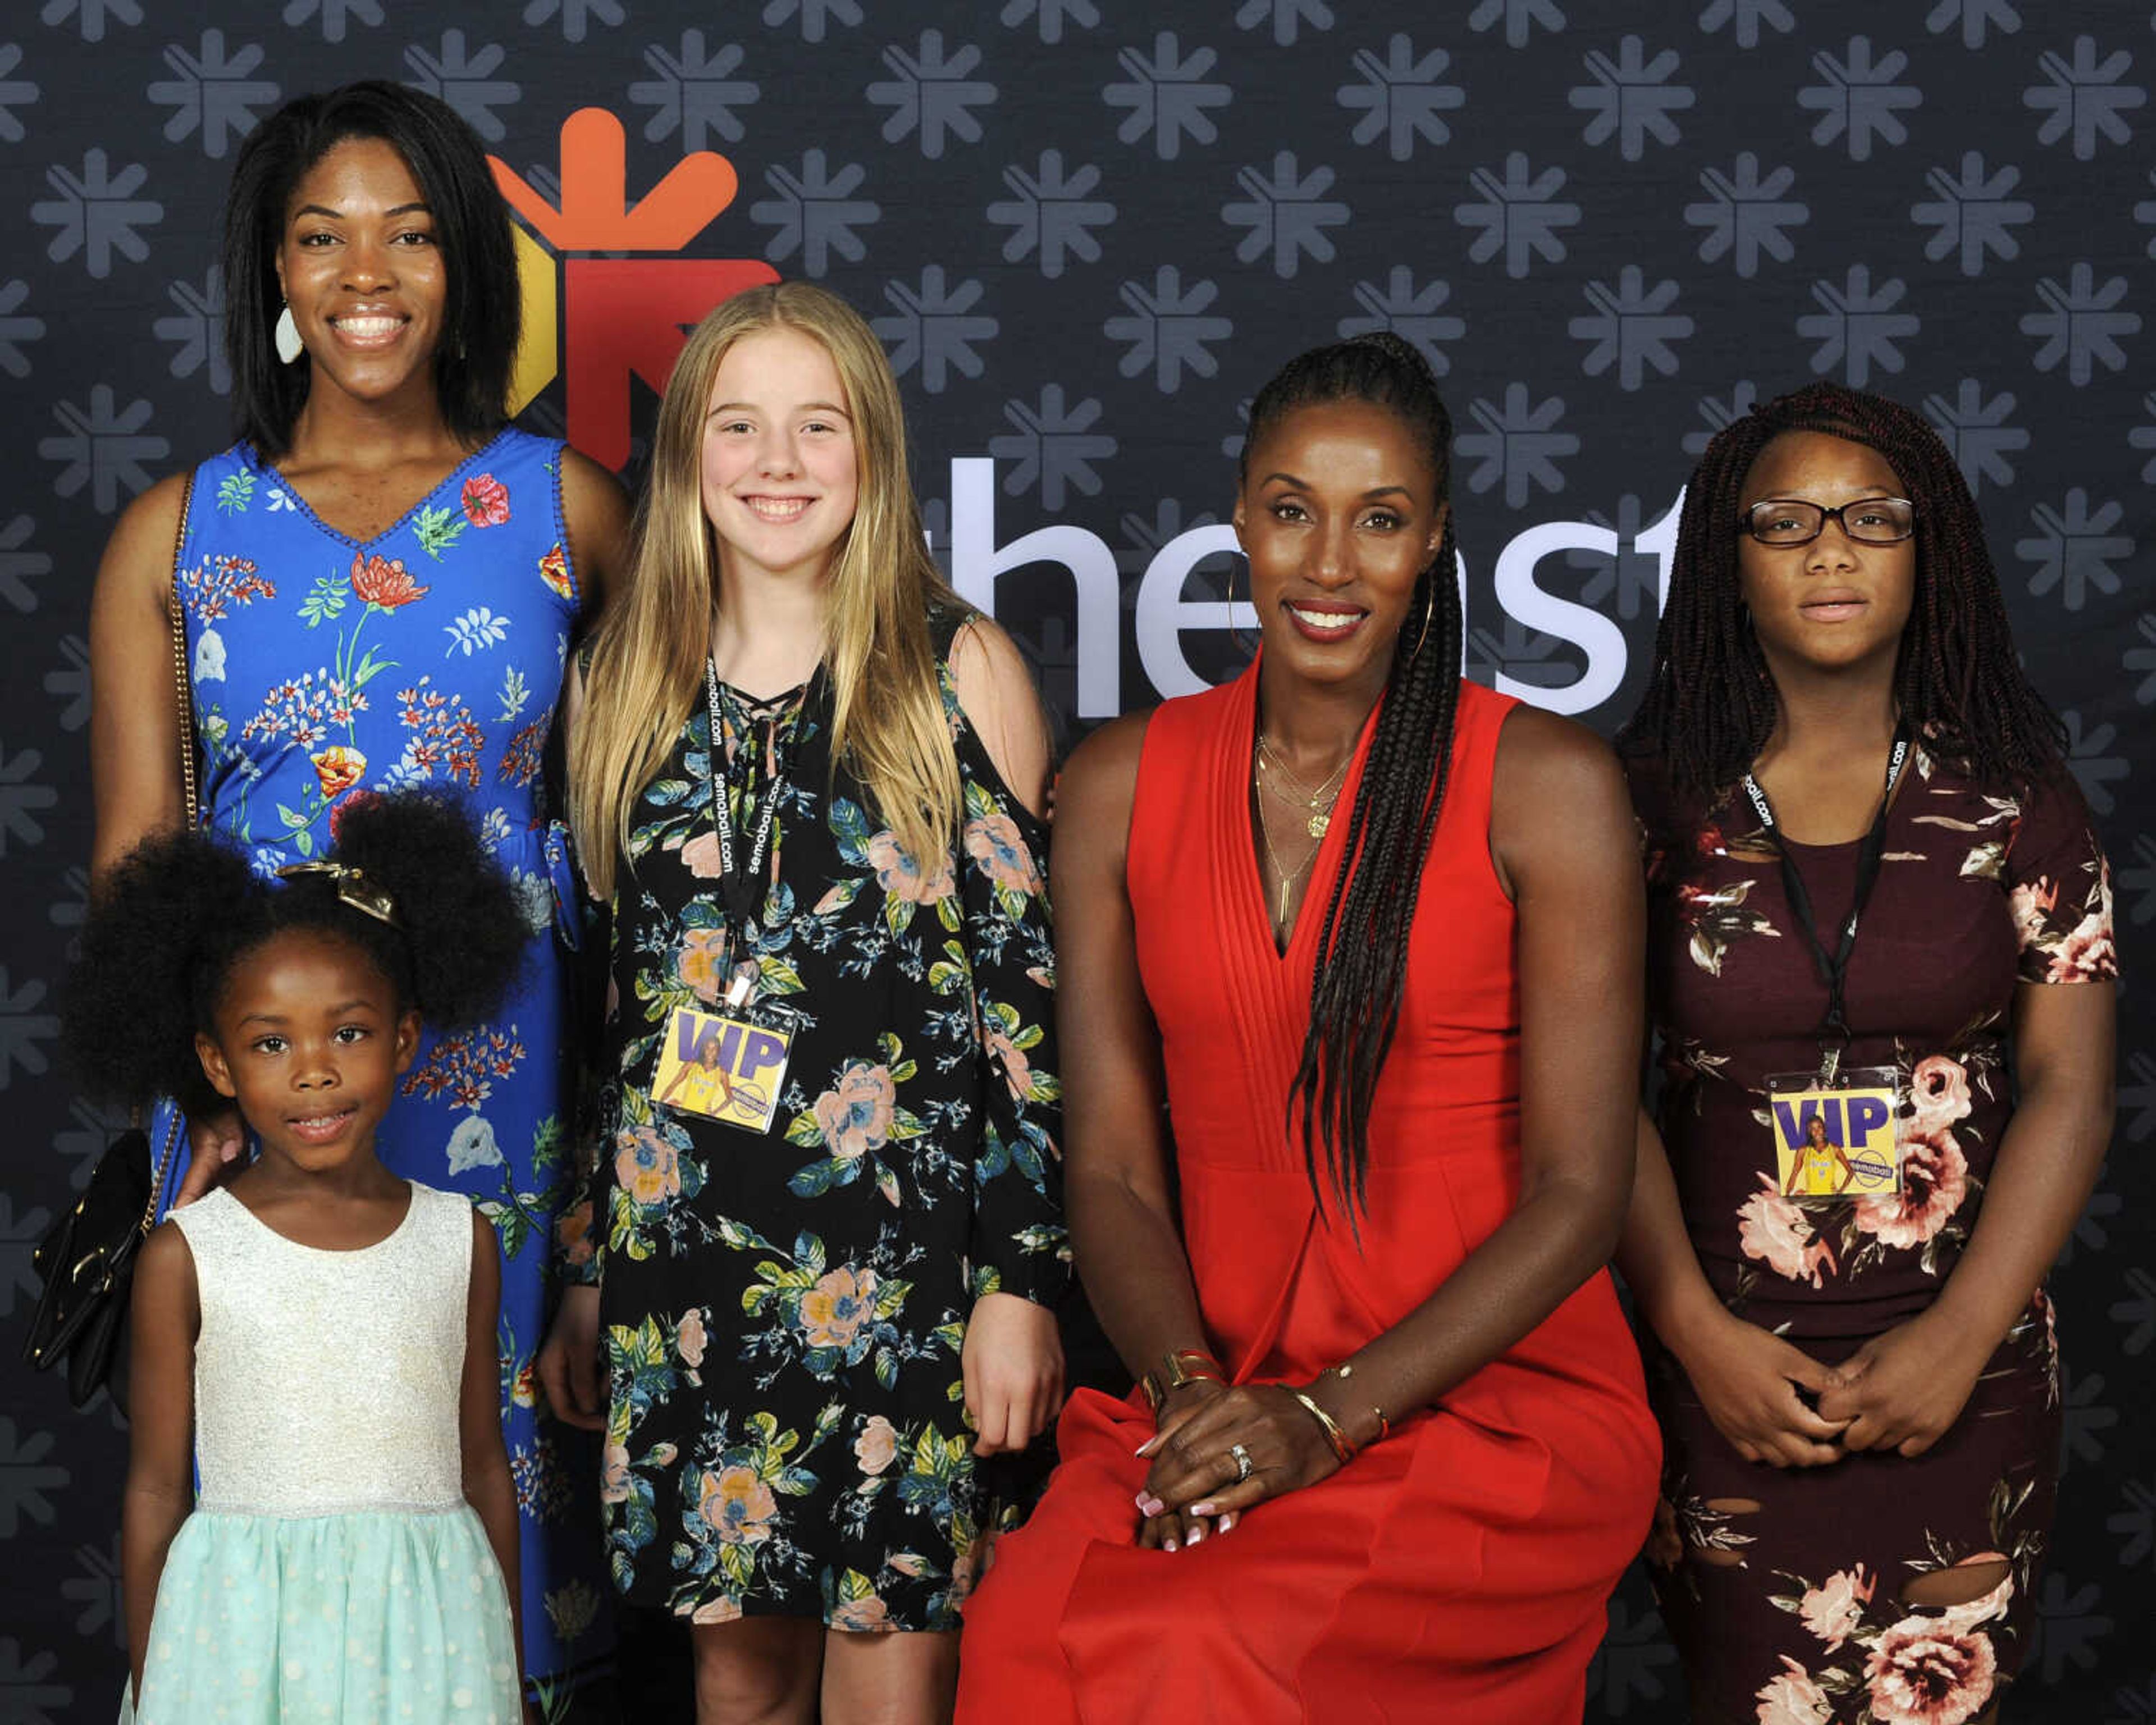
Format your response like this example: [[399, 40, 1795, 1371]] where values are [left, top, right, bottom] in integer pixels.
[[163, 428, 609, 1699]]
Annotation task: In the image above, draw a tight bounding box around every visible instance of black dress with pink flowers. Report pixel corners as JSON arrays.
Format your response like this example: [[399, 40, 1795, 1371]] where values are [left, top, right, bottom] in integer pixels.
[[570, 606, 1067, 1631], [1628, 747, 2115, 1724]]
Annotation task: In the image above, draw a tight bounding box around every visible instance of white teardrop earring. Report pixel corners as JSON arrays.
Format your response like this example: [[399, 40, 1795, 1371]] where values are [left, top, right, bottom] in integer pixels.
[[274, 303, 303, 365]]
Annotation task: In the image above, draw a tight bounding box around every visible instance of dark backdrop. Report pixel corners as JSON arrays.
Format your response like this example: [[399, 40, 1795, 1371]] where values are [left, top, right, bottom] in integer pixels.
[[2, 2, 2150, 1718]]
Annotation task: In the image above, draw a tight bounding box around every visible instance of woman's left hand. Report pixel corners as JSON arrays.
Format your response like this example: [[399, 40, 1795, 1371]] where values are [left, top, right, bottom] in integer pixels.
[[1815, 1312, 1991, 1457], [963, 1290, 1065, 1455], [1136, 1382, 1345, 1531]]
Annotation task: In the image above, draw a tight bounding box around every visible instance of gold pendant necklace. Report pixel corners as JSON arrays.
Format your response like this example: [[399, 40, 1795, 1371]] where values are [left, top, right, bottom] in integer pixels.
[[1257, 734, 1349, 839], [1253, 765, 1319, 934]]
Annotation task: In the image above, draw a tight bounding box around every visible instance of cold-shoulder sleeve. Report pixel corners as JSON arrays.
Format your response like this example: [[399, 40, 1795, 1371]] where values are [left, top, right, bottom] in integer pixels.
[[2003, 770, 2117, 985], [939, 655, 1071, 1308]]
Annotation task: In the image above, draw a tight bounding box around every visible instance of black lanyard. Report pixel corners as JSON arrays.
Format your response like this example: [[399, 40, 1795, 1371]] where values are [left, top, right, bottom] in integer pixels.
[[701, 657, 796, 944], [1739, 724, 1910, 1081]]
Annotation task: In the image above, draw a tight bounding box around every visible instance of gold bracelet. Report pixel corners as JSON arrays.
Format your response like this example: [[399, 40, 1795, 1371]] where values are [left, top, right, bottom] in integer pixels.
[[1328, 1362, 1390, 1447], [1140, 1348, 1226, 1414], [1286, 1388, 1358, 1464]]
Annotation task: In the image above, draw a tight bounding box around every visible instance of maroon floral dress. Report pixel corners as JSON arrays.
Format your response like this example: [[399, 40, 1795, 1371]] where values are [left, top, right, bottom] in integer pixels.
[[1628, 746, 2115, 1725]]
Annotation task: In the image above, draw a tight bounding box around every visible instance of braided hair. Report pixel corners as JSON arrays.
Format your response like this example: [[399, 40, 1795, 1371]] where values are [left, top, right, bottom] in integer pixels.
[[64, 791, 527, 1121], [1620, 382, 2065, 800], [1240, 333, 1463, 1222]]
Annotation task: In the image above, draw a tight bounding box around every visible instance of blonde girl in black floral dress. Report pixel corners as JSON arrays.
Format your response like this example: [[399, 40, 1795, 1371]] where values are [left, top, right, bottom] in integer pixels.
[[537, 284, 1066, 1724], [1618, 385, 2114, 1725]]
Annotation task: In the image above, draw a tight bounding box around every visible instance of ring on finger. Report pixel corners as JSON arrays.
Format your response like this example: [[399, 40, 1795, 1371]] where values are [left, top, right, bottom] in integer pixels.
[[1229, 1442, 1253, 1482]]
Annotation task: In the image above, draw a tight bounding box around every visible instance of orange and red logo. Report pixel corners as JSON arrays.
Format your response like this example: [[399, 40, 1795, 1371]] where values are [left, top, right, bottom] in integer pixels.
[[490, 108, 778, 468]]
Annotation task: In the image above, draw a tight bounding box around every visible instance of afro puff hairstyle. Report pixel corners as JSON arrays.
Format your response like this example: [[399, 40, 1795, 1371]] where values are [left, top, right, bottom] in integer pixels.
[[63, 791, 529, 1121]]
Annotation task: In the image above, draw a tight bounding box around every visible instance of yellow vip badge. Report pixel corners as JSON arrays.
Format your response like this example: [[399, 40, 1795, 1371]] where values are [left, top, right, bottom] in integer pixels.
[[654, 1005, 794, 1136], [1766, 1069, 1903, 1199]]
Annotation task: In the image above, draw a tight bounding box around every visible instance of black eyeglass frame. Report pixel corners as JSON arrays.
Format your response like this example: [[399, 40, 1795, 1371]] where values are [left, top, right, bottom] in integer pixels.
[[1737, 496, 1917, 547]]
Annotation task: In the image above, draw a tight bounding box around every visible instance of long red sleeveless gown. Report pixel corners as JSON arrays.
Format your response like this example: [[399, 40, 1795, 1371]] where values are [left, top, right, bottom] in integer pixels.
[[957, 668, 1659, 1723]]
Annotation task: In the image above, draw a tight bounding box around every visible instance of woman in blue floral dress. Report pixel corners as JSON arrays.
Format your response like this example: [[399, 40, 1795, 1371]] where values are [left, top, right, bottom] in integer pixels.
[[542, 283, 1066, 1723], [88, 84, 628, 1703]]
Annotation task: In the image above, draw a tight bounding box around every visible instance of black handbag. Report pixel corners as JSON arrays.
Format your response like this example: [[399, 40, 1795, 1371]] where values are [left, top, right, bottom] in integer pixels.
[[22, 1114, 180, 1410], [20, 474, 194, 1414]]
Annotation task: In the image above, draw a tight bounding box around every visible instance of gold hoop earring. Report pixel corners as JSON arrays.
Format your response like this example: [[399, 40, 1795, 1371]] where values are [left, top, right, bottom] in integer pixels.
[[1404, 578, 1437, 667], [1229, 553, 1255, 659]]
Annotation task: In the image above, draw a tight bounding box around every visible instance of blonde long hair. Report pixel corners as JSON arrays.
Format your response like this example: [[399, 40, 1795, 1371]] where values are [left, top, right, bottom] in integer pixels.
[[568, 282, 963, 901]]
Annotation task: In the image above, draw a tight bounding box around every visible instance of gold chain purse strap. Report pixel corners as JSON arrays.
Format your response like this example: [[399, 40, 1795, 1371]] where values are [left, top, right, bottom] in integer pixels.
[[139, 473, 198, 1235]]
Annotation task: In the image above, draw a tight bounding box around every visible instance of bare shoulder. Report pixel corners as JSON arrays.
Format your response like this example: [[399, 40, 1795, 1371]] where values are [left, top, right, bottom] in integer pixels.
[[1493, 702, 1628, 807], [97, 472, 193, 594], [1058, 710, 1152, 811], [559, 446, 629, 527], [947, 613, 1042, 718], [134, 1216, 197, 1294]]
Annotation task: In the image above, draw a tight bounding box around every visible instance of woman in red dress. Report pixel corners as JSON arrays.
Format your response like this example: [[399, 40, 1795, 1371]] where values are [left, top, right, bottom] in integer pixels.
[[956, 334, 1659, 1722]]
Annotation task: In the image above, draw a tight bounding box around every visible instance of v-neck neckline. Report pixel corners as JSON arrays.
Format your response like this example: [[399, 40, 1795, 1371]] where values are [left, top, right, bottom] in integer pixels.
[[244, 428, 513, 554]]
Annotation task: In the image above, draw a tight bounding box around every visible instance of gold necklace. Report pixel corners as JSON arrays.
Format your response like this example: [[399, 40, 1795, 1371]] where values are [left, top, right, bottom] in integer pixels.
[[1252, 769, 1314, 933], [1256, 733, 1350, 838]]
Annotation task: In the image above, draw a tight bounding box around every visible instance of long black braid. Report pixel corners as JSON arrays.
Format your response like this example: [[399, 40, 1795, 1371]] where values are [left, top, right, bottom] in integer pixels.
[[1620, 381, 2066, 800], [1240, 333, 1464, 1222]]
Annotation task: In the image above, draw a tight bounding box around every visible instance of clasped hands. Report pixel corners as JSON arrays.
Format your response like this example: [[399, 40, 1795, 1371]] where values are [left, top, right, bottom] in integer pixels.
[[1681, 1306, 1991, 1467], [1131, 1379, 1345, 1551]]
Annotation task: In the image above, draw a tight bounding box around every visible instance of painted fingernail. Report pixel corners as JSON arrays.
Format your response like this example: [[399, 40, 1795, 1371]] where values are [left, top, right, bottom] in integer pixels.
[[1187, 1526, 1204, 1545], [1135, 1436, 1160, 1457], [1190, 1501, 1217, 1517], [1219, 1512, 1237, 1533], [1163, 1536, 1179, 1553]]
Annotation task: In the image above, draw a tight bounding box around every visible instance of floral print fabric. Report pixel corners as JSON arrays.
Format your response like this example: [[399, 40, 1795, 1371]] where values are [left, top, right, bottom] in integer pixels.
[[572, 609, 1067, 1630], [1629, 749, 2114, 1722], [172, 433, 607, 1692]]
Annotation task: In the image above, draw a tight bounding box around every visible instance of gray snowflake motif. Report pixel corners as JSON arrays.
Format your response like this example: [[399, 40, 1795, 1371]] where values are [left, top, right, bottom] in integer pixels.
[[2025, 36, 2145, 161], [1456, 383, 1577, 506], [0, 746, 55, 855], [0, 966, 59, 1089], [52, 1098, 127, 1190], [280, 0, 383, 45], [2058, 709, 2128, 816], [1467, 0, 1566, 50], [1698, 0, 1794, 48], [2131, 392, 2156, 482], [0, 518, 49, 614], [1104, 266, 1232, 393], [2122, 833, 2156, 920], [2136, 168, 2156, 261], [2017, 490, 2131, 612], [1337, 35, 1463, 162], [62, 1534, 123, 1642], [1682, 381, 1762, 457], [1337, 266, 1464, 375], [0, 280, 46, 380], [1569, 36, 1693, 161], [985, 151, 1113, 279], [2022, 263, 2138, 385], [1926, 0, 2020, 49], [2107, 1475, 2156, 1562], [1002, 0, 1098, 45], [1466, 618, 1569, 690], [2129, 617, 2156, 706], [1222, 152, 1350, 280], [30, 149, 163, 279], [1570, 267, 1691, 389], [761, 0, 862, 45], [0, 1197, 50, 1322], [628, 33, 755, 150], [1565, 495, 1666, 623], [404, 31, 521, 142], [1235, 0, 1333, 49], [868, 31, 997, 160], [519, 0, 622, 45], [872, 266, 997, 394], [2061, 1176, 2124, 1264], [1922, 378, 2025, 494], [1911, 152, 2034, 276], [0, 43, 38, 144], [1586, 1589, 1679, 1714], [1797, 36, 1922, 161], [1117, 497, 1222, 577], [2030, 1570, 2113, 1678], [39, 385, 169, 514], [2123, 1051, 2156, 1139], [1455, 153, 1579, 279], [39, 0, 140, 42], [152, 266, 227, 394], [0, 1637, 70, 1722], [750, 152, 881, 277], [1796, 264, 1918, 387], [45, 633, 89, 731], [0, 1416, 68, 1535], [1104, 33, 1231, 162], [1683, 153, 1806, 277], [987, 386, 1116, 512], [146, 29, 278, 158]]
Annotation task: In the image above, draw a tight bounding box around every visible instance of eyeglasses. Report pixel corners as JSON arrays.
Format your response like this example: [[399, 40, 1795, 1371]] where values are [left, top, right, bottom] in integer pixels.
[[1740, 496, 1915, 547]]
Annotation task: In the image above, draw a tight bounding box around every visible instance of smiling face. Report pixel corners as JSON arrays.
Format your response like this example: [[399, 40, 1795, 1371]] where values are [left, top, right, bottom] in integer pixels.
[[194, 928, 419, 1177], [1737, 430, 1916, 682], [274, 135, 446, 414], [700, 326, 861, 588], [1234, 399, 1446, 699]]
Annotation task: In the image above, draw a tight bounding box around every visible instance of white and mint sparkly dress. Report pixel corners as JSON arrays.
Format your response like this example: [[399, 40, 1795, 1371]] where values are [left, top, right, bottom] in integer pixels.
[[125, 1183, 519, 1723]]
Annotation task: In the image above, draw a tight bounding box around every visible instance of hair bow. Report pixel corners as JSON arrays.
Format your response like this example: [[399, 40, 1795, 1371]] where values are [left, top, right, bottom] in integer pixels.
[[275, 861, 401, 927]]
